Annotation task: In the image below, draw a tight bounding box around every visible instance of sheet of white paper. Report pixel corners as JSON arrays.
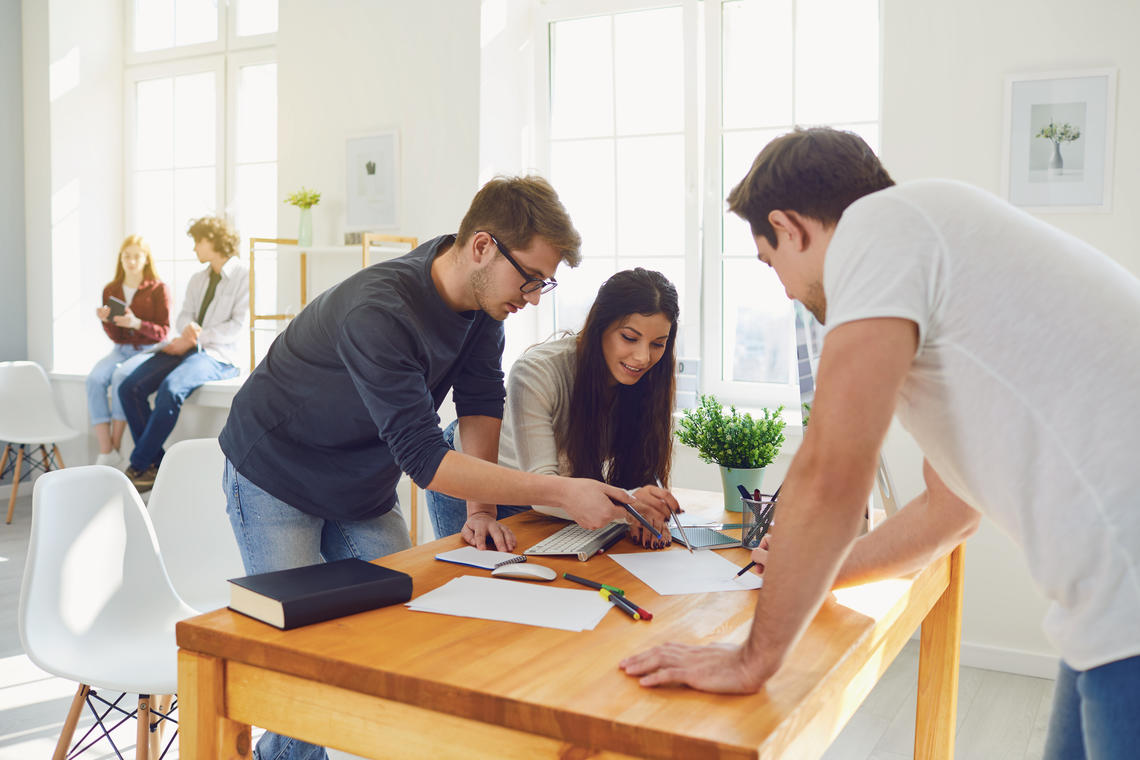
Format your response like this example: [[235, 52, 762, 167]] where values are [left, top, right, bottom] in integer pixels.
[[607, 549, 763, 595], [406, 575, 612, 632]]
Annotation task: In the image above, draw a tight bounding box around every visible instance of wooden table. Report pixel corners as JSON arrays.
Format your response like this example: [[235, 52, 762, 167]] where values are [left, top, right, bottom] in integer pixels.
[[177, 490, 964, 759]]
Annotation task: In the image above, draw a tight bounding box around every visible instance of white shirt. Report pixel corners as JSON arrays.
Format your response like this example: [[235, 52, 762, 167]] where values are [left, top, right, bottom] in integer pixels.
[[824, 179, 1140, 669], [176, 257, 250, 366]]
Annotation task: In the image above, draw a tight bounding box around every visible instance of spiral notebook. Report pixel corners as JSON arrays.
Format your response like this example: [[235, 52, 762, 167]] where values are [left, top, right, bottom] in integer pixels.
[[434, 546, 528, 570]]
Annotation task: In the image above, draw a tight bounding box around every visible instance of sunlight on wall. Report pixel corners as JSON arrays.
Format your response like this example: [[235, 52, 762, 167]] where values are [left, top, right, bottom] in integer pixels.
[[48, 46, 80, 103]]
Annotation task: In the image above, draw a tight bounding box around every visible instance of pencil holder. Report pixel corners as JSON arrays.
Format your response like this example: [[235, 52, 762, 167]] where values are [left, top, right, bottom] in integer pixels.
[[740, 494, 776, 549]]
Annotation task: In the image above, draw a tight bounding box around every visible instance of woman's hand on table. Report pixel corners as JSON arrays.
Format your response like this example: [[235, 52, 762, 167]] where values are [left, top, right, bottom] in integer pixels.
[[626, 484, 681, 549], [462, 511, 517, 552]]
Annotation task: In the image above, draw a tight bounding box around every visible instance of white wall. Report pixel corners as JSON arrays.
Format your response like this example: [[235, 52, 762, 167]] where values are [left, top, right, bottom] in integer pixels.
[[276, 0, 481, 249], [877, 0, 1140, 674], [1, 0, 27, 361]]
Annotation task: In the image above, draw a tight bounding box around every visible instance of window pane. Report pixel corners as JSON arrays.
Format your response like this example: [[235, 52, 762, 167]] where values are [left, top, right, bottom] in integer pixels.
[[721, 129, 785, 255], [236, 0, 279, 37], [174, 72, 216, 168], [722, 0, 793, 129], [236, 63, 277, 164], [722, 259, 794, 384], [234, 162, 277, 255], [795, 0, 879, 124], [554, 257, 616, 332], [615, 135, 684, 256], [173, 167, 217, 245], [133, 170, 174, 261], [832, 121, 880, 155], [134, 0, 174, 52], [549, 139, 616, 257], [614, 7, 683, 135], [550, 16, 613, 139], [175, 0, 219, 47], [136, 78, 173, 170]]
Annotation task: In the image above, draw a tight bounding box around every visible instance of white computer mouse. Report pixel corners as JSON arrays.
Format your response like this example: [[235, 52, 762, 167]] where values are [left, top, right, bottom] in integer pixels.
[[491, 563, 557, 582]]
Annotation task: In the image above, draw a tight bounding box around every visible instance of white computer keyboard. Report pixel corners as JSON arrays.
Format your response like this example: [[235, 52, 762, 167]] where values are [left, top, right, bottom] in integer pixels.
[[524, 521, 628, 562]]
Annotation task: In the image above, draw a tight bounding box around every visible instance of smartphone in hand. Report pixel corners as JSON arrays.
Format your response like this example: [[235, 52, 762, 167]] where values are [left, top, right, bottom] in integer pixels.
[[106, 296, 128, 319]]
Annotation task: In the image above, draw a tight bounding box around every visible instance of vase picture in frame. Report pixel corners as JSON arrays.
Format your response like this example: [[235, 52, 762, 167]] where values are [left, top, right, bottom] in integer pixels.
[[1001, 68, 1117, 212], [346, 130, 400, 230]]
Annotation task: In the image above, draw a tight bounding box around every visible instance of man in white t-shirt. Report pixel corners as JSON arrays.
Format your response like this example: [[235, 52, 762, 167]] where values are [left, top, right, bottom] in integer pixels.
[[619, 127, 1140, 759]]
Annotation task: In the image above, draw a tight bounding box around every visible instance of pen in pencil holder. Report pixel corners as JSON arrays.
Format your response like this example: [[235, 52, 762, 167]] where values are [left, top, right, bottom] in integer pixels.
[[740, 495, 776, 549]]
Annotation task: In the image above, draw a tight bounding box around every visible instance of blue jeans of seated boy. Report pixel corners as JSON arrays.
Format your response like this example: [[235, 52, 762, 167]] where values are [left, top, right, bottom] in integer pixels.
[[86, 344, 156, 424], [424, 420, 529, 540], [223, 458, 412, 760], [1043, 654, 1140, 760], [119, 350, 238, 471]]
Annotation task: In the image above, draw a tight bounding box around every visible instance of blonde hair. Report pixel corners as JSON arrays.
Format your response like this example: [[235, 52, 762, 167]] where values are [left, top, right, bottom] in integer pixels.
[[113, 234, 160, 284]]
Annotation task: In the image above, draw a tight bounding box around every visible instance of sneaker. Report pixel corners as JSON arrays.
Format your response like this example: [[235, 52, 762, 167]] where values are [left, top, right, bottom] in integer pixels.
[[125, 464, 159, 492], [94, 450, 123, 467]]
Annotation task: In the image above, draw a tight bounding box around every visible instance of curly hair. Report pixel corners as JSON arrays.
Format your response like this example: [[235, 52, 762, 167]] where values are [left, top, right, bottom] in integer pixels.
[[186, 216, 240, 259]]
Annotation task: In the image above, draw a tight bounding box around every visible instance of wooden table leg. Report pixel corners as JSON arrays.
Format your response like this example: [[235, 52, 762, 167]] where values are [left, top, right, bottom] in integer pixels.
[[179, 650, 253, 759], [914, 543, 965, 760]]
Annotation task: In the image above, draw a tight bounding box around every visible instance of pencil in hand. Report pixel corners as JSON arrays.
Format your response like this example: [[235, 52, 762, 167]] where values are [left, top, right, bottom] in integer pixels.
[[615, 499, 663, 541], [734, 560, 757, 578]]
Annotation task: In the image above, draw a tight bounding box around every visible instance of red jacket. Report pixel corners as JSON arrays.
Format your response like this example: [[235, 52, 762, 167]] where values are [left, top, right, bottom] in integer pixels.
[[101, 279, 172, 346]]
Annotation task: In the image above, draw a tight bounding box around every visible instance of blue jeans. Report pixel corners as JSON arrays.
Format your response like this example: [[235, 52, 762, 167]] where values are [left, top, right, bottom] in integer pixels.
[[118, 350, 238, 470], [85, 344, 156, 424], [223, 458, 412, 760], [424, 420, 530, 539], [1043, 654, 1140, 760]]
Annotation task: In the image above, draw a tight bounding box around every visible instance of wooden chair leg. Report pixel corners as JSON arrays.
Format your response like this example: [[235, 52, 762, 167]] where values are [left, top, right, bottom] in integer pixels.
[[137, 694, 152, 760], [150, 693, 173, 757], [52, 443, 66, 469], [40, 445, 51, 471], [6, 446, 25, 524], [0, 443, 11, 475], [52, 683, 90, 760]]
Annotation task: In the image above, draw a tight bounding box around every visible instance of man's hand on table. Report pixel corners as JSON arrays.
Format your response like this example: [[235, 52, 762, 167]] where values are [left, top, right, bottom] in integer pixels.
[[462, 511, 517, 552], [618, 641, 775, 693]]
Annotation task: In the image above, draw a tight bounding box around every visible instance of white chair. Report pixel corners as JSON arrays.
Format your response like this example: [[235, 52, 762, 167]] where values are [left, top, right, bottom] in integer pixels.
[[147, 438, 245, 612], [19, 465, 197, 759], [0, 361, 79, 524]]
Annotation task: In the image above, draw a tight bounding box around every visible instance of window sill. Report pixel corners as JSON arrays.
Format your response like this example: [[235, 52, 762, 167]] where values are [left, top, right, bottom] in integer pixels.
[[50, 371, 245, 409]]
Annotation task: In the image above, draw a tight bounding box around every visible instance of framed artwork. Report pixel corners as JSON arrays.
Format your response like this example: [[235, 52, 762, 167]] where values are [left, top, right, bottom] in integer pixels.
[[1001, 68, 1116, 212], [346, 130, 400, 230]]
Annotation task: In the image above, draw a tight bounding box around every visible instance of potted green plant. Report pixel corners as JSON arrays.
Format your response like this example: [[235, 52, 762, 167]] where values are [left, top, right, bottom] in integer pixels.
[[284, 186, 321, 246], [676, 394, 786, 511]]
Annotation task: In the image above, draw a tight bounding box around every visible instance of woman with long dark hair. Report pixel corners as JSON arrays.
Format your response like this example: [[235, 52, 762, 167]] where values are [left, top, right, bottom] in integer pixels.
[[426, 267, 682, 551]]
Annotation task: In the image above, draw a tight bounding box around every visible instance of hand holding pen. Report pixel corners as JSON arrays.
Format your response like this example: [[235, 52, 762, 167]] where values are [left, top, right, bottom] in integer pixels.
[[734, 534, 771, 578]]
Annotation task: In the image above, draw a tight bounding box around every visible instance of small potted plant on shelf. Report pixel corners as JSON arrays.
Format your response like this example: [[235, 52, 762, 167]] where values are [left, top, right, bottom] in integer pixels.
[[284, 186, 321, 246], [676, 394, 786, 511]]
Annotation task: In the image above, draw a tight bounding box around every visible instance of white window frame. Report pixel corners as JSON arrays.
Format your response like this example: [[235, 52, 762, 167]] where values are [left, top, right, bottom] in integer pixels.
[[225, 46, 278, 213], [533, 0, 703, 358]]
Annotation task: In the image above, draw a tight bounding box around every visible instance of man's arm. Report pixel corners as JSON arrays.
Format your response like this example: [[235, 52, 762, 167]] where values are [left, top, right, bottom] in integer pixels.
[[834, 459, 980, 589], [455, 414, 517, 552], [620, 317, 918, 692]]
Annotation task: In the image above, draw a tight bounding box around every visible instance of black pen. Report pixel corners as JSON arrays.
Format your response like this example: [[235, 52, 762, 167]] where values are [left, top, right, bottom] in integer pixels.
[[614, 497, 663, 541], [734, 560, 757, 578]]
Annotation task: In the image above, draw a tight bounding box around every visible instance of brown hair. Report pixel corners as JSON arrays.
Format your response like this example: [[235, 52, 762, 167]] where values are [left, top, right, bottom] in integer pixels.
[[562, 269, 679, 488], [726, 127, 895, 248], [456, 175, 581, 267], [186, 216, 240, 259], [112, 234, 160, 284]]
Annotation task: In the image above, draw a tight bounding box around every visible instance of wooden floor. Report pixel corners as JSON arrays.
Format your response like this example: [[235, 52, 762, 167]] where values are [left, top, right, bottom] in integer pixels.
[[0, 486, 1055, 759]]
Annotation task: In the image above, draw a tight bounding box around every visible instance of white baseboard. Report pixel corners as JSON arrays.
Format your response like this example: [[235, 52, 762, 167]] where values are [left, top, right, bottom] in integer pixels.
[[959, 642, 1059, 679]]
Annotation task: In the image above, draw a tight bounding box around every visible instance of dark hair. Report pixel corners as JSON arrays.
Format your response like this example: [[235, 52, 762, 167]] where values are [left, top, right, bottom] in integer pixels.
[[186, 216, 240, 259], [563, 268, 679, 488], [726, 127, 895, 247], [456, 175, 582, 267]]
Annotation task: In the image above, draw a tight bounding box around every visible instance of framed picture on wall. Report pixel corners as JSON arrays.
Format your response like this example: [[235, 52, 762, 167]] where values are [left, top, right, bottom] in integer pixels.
[[346, 130, 400, 230], [1001, 68, 1116, 212]]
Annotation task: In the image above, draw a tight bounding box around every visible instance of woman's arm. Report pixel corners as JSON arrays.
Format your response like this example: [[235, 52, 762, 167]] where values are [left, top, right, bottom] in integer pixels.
[[129, 282, 172, 343]]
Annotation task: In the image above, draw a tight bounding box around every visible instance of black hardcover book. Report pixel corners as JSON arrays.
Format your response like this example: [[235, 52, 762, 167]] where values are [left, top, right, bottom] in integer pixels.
[[227, 558, 413, 630]]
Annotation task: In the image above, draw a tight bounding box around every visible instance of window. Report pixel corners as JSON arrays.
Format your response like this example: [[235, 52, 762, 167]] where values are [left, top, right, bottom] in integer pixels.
[[540, 0, 879, 409], [123, 0, 277, 372]]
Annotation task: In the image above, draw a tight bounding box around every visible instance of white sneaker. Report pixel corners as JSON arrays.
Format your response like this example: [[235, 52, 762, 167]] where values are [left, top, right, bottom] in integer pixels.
[[94, 451, 123, 467]]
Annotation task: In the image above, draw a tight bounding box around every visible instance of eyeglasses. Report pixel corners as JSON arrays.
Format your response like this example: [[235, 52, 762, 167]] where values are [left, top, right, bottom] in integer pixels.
[[483, 232, 558, 295]]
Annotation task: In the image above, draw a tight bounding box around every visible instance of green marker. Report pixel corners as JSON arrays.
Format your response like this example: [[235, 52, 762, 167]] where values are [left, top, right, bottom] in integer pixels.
[[563, 572, 625, 596]]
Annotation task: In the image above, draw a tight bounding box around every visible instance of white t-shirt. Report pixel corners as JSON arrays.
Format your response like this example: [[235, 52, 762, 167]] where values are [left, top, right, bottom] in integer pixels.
[[824, 179, 1140, 670]]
